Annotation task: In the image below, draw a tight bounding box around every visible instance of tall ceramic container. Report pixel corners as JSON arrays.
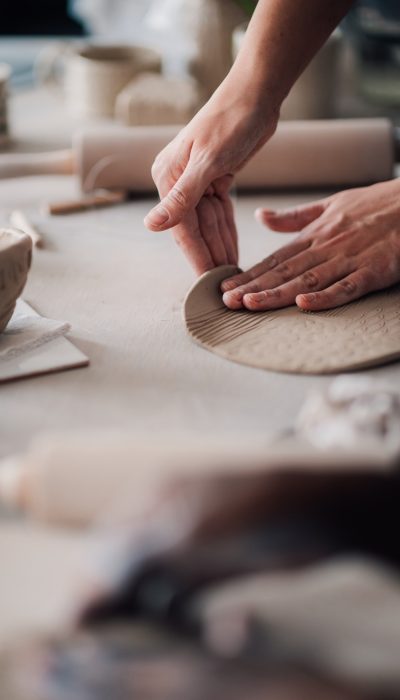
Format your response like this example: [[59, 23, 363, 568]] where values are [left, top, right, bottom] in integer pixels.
[[190, 0, 247, 97]]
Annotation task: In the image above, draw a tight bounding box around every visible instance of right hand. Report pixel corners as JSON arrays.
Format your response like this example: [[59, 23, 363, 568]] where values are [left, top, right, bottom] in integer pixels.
[[144, 84, 279, 274]]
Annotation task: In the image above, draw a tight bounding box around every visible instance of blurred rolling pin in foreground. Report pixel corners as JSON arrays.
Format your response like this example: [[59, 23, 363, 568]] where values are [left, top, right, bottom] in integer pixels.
[[0, 119, 395, 192], [0, 429, 395, 528]]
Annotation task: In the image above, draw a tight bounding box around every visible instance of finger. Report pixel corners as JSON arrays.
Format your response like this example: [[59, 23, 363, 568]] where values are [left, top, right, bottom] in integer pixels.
[[197, 196, 229, 267], [218, 188, 239, 262], [211, 174, 238, 261], [241, 259, 354, 311], [172, 209, 214, 276], [255, 199, 328, 232], [212, 195, 238, 266], [144, 162, 212, 232], [296, 268, 376, 312], [220, 238, 311, 294], [222, 247, 326, 309]]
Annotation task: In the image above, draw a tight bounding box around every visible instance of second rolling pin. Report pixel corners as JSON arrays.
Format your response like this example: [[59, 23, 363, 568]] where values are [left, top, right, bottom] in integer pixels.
[[0, 119, 394, 192], [75, 118, 395, 191]]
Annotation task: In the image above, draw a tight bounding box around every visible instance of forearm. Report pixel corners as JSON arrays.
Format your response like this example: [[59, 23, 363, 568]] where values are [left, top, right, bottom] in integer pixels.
[[229, 0, 354, 110]]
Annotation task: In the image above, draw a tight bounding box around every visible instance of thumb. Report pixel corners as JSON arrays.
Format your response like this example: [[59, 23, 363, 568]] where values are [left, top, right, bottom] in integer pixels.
[[144, 164, 211, 231], [255, 199, 327, 233]]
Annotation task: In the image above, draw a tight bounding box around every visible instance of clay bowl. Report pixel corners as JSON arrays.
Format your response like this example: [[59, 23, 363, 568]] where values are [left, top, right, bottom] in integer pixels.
[[0, 227, 32, 333]]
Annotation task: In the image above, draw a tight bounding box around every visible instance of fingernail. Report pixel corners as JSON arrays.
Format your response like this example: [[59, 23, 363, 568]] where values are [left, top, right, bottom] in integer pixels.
[[222, 290, 243, 304], [144, 205, 169, 228], [244, 292, 263, 303], [221, 280, 238, 292], [255, 207, 275, 221], [296, 293, 315, 308]]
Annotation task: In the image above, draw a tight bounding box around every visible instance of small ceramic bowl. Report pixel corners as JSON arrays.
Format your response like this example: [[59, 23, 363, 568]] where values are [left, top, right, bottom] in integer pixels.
[[0, 228, 32, 333]]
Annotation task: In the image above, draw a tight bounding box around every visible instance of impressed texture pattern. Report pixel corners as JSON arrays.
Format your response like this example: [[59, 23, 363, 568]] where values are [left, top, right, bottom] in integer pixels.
[[184, 265, 400, 375]]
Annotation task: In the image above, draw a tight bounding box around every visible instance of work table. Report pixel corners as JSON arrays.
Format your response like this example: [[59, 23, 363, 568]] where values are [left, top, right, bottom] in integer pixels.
[[1, 87, 400, 647]]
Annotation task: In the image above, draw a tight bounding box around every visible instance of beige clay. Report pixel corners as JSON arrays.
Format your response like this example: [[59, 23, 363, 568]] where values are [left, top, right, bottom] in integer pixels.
[[184, 265, 400, 375], [0, 228, 32, 333]]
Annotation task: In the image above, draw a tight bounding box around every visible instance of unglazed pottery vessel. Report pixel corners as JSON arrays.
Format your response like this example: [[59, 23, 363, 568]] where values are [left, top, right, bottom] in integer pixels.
[[0, 228, 32, 333]]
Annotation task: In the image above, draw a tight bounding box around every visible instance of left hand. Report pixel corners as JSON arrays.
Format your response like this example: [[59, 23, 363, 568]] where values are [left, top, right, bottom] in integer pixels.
[[221, 179, 400, 312]]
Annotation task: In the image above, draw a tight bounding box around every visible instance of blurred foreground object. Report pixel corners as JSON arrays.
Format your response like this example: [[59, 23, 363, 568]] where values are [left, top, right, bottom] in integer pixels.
[[1, 619, 379, 700], [296, 375, 400, 450], [3, 471, 400, 698], [0, 378, 398, 527], [1, 379, 400, 698]]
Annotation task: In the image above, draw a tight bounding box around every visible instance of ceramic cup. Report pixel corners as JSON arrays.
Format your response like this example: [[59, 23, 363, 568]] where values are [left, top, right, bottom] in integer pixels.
[[233, 24, 342, 120], [37, 43, 162, 120], [0, 63, 11, 148]]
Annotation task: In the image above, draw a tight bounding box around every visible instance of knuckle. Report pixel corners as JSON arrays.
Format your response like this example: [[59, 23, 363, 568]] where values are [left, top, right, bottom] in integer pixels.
[[243, 281, 260, 294], [151, 164, 172, 192], [328, 211, 347, 231], [262, 254, 279, 271], [247, 267, 262, 281], [301, 270, 320, 289], [275, 262, 292, 281], [151, 157, 163, 180], [267, 287, 282, 299], [339, 277, 357, 295], [168, 185, 189, 209]]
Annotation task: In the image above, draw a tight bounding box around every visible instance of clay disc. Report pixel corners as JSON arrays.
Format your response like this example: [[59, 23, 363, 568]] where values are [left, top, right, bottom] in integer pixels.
[[183, 265, 400, 375]]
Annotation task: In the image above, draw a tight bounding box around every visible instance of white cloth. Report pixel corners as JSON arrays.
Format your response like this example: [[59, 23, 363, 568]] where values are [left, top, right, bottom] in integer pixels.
[[0, 300, 70, 361]]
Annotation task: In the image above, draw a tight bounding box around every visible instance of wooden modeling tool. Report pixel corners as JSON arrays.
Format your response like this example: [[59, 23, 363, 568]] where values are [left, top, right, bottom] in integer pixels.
[[44, 189, 127, 216]]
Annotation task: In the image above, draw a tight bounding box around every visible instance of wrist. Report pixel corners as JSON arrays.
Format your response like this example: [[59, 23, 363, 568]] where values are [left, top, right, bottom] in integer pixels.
[[213, 63, 281, 132]]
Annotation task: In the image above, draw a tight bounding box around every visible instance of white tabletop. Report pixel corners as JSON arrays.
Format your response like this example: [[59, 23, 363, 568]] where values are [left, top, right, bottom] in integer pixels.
[[2, 176, 400, 458], [1, 87, 400, 645]]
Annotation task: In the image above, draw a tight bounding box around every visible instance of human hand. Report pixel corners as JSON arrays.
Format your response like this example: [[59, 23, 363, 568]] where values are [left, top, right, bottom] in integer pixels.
[[170, 176, 239, 275], [144, 85, 278, 274], [221, 179, 400, 312]]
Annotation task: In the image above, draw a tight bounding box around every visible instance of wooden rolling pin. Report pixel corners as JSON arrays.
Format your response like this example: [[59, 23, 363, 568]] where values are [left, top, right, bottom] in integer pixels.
[[0, 119, 395, 193], [76, 119, 396, 192], [0, 430, 392, 528]]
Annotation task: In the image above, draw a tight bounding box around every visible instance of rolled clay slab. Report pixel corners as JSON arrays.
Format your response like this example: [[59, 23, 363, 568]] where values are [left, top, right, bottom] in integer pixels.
[[0, 228, 32, 333], [184, 265, 400, 375]]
